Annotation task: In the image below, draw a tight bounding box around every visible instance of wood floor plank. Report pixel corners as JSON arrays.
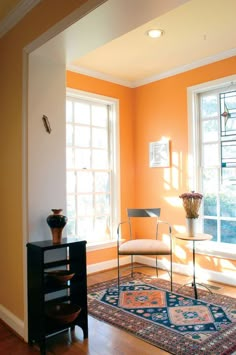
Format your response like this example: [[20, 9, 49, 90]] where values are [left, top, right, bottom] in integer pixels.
[[1, 267, 235, 354]]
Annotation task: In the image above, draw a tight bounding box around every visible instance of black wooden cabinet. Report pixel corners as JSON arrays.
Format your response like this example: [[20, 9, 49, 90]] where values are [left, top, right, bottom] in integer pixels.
[[27, 238, 88, 354]]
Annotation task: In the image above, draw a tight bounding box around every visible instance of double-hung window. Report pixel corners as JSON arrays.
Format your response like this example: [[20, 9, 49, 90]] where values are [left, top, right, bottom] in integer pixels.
[[66, 89, 119, 245], [189, 75, 236, 258]]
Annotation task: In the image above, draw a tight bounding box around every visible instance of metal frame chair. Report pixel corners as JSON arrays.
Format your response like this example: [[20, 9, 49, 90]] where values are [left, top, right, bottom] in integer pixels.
[[117, 208, 173, 291]]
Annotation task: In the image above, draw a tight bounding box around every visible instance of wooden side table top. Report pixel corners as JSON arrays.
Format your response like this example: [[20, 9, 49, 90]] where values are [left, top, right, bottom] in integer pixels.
[[175, 233, 213, 242]]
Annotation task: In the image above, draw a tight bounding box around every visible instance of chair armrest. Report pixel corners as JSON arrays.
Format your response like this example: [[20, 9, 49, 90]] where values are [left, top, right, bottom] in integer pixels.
[[117, 220, 129, 249], [157, 220, 172, 236]]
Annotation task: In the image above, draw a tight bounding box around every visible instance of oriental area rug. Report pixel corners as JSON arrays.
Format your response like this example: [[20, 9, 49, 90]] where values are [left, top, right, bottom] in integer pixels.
[[87, 273, 236, 355]]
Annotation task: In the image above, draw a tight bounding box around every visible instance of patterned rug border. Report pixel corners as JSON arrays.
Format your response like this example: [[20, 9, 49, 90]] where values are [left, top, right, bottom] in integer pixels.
[[87, 273, 236, 355]]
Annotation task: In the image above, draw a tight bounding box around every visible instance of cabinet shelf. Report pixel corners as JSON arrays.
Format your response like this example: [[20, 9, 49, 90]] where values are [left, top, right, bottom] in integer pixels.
[[27, 238, 88, 355]]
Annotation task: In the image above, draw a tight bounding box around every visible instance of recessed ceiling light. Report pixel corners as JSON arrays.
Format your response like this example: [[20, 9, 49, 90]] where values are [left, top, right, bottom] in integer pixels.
[[146, 29, 164, 38]]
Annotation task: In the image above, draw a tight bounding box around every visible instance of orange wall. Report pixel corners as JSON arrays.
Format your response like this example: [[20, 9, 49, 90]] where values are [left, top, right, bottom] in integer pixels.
[[0, 0, 96, 322], [134, 56, 236, 274], [67, 71, 135, 265], [0, 0, 235, 324], [67, 58, 236, 276]]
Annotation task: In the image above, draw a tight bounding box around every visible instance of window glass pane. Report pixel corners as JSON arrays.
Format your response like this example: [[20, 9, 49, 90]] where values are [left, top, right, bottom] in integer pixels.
[[94, 216, 107, 238], [67, 219, 75, 236], [221, 220, 236, 244], [77, 195, 93, 215], [66, 123, 73, 146], [77, 172, 93, 193], [67, 195, 76, 218], [92, 127, 107, 148], [95, 194, 110, 214], [92, 105, 108, 127], [74, 102, 90, 124], [66, 147, 74, 168], [202, 144, 219, 166], [201, 119, 218, 142], [92, 150, 108, 169], [203, 219, 217, 241], [201, 94, 218, 118], [75, 149, 91, 169], [66, 101, 73, 122], [222, 167, 236, 184], [202, 168, 218, 193], [75, 126, 90, 147], [95, 172, 110, 192], [220, 192, 236, 217], [77, 217, 93, 239], [67, 172, 76, 193], [203, 194, 217, 216]]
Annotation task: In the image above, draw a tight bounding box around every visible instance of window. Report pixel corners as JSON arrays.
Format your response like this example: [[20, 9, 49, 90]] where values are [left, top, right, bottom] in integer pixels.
[[66, 89, 119, 244], [188, 76, 236, 258]]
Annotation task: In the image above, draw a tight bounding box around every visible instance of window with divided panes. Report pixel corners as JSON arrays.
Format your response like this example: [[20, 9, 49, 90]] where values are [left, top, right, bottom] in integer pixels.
[[66, 91, 118, 243], [198, 86, 236, 245]]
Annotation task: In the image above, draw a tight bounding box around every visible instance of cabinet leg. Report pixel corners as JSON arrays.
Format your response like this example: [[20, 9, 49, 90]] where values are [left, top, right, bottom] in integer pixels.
[[40, 342, 46, 355]]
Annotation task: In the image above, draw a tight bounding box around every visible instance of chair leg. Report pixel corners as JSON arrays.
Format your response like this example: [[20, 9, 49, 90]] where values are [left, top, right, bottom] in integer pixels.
[[155, 256, 158, 278], [117, 253, 120, 292], [131, 255, 134, 277], [170, 254, 173, 292]]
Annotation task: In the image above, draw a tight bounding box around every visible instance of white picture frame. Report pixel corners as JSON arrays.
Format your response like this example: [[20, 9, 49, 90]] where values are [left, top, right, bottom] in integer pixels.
[[149, 139, 170, 168]]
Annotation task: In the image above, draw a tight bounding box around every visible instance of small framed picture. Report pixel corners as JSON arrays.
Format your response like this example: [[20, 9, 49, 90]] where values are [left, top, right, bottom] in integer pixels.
[[149, 139, 170, 168]]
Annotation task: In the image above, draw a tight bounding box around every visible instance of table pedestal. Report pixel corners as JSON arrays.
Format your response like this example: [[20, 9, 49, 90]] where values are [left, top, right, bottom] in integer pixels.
[[175, 233, 213, 299]]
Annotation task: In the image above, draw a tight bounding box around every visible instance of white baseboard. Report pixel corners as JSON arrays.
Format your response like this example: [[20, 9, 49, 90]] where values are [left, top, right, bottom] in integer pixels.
[[2, 255, 235, 338], [0, 304, 24, 338], [87, 256, 130, 274], [135, 255, 236, 287]]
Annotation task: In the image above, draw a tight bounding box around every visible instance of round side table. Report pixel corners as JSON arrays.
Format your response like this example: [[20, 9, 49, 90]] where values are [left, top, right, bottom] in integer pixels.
[[175, 233, 212, 299]]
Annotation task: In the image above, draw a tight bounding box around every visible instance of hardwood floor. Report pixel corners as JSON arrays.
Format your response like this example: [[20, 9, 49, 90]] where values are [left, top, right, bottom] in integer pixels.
[[1, 267, 235, 355]]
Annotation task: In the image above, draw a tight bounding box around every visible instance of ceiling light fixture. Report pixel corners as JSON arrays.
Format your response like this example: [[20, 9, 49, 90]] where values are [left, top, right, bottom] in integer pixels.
[[146, 29, 164, 38]]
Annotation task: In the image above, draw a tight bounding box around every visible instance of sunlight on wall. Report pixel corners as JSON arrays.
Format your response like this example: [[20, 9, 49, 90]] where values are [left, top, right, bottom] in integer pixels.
[[164, 168, 171, 190], [175, 245, 187, 261]]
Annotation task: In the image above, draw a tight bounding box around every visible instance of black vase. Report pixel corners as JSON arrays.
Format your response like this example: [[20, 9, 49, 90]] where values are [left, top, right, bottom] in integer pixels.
[[47, 209, 68, 244]]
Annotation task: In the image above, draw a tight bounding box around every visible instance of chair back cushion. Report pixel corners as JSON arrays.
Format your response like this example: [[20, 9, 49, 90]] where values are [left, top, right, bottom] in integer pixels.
[[127, 208, 160, 218]]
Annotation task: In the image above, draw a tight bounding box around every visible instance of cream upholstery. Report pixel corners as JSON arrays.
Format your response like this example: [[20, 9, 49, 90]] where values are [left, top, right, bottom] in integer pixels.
[[117, 208, 173, 291], [119, 239, 170, 255]]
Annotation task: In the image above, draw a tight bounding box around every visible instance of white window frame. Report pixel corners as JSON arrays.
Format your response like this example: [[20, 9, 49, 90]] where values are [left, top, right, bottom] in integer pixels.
[[66, 88, 120, 250], [187, 74, 236, 260]]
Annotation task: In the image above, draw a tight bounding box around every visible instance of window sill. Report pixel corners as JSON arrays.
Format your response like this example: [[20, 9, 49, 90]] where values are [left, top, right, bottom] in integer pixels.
[[86, 239, 117, 251], [194, 241, 236, 260]]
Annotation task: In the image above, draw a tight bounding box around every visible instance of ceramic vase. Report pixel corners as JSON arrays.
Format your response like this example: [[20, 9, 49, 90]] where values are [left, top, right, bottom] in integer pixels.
[[47, 209, 68, 244], [186, 217, 198, 237]]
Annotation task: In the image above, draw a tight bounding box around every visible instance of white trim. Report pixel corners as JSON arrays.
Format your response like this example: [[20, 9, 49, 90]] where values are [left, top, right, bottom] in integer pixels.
[[0, 0, 40, 38], [0, 304, 24, 338], [135, 255, 236, 287], [86, 240, 117, 251], [22, 50, 29, 342], [67, 65, 134, 88], [195, 241, 236, 261], [21, 0, 108, 344], [187, 75, 236, 261], [133, 48, 236, 87], [2, 255, 235, 338], [66, 88, 120, 242], [69, 49, 236, 89], [23, 0, 107, 54], [87, 256, 130, 274]]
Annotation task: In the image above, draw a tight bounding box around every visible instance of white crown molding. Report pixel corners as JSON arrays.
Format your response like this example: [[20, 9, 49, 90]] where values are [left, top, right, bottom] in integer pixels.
[[133, 48, 236, 87], [0, 0, 41, 38], [68, 48, 236, 89], [67, 64, 134, 88]]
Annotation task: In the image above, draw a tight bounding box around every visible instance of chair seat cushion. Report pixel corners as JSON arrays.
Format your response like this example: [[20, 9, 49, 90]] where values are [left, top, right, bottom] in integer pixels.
[[119, 239, 171, 255]]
